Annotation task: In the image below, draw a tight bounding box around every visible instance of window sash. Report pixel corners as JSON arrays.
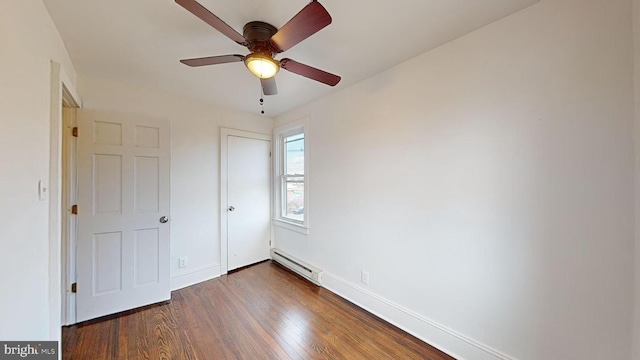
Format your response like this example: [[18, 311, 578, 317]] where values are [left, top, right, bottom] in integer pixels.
[[281, 175, 304, 223], [284, 135, 304, 176]]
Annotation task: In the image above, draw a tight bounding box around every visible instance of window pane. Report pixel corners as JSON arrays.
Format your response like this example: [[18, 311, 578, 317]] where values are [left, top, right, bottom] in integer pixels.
[[284, 181, 304, 221], [285, 134, 304, 175]]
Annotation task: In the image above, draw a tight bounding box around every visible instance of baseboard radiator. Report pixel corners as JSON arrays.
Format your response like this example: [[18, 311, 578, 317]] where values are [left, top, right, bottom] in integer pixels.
[[271, 249, 322, 285]]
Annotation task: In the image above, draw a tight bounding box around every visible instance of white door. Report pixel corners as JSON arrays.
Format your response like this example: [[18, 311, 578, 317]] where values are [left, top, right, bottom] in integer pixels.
[[76, 109, 171, 322], [226, 133, 271, 271]]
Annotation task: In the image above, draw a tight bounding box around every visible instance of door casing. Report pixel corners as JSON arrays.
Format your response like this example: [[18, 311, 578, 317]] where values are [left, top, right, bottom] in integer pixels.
[[52, 61, 82, 328]]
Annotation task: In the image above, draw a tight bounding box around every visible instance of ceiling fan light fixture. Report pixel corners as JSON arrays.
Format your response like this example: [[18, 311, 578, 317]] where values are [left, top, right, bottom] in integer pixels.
[[244, 53, 279, 79]]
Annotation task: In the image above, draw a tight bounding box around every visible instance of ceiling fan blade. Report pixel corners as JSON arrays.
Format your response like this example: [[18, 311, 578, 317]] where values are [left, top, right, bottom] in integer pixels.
[[175, 0, 246, 45], [261, 78, 278, 95], [180, 54, 244, 67], [280, 58, 341, 86], [270, 1, 331, 52]]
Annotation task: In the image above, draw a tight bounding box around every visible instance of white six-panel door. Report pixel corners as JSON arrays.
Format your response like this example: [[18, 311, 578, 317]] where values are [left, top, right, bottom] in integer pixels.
[[76, 109, 170, 322]]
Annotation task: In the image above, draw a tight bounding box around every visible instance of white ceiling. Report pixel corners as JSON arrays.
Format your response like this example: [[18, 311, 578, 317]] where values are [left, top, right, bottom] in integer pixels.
[[44, 0, 537, 116]]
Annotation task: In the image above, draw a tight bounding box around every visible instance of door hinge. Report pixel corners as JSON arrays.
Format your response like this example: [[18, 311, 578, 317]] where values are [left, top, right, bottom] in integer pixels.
[[71, 204, 78, 215], [72, 127, 78, 137], [71, 283, 77, 293]]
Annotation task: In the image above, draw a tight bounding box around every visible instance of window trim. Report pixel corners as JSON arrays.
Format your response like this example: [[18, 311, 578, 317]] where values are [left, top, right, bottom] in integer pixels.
[[273, 119, 309, 234]]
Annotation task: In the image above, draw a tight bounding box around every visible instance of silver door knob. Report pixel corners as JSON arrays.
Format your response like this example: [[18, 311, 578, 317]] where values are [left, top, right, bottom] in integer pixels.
[[228, 206, 235, 211], [159, 216, 169, 223]]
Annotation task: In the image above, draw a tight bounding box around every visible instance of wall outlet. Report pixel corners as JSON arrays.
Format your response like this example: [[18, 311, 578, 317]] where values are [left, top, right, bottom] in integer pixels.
[[361, 270, 370, 285], [179, 256, 188, 268]]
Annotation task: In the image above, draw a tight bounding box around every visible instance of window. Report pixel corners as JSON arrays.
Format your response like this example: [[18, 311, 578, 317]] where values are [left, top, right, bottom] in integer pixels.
[[274, 120, 308, 233], [282, 133, 304, 222]]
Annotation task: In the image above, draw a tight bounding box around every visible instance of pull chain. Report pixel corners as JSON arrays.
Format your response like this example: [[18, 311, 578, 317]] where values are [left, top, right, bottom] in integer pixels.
[[259, 84, 265, 114]]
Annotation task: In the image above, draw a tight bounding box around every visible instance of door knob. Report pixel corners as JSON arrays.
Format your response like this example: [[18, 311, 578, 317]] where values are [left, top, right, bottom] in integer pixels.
[[228, 206, 235, 211], [159, 216, 169, 223]]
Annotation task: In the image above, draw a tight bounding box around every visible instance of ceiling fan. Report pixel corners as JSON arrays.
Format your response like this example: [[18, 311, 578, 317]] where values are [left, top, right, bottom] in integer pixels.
[[175, 0, 341, 96]]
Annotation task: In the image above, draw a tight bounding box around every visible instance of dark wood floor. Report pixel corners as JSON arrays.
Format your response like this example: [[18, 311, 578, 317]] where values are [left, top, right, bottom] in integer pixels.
[[63, 260, 454, 359]]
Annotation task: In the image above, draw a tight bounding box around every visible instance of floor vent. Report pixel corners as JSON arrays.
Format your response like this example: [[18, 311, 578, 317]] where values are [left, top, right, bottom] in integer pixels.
[[271, 249, 322, 285]]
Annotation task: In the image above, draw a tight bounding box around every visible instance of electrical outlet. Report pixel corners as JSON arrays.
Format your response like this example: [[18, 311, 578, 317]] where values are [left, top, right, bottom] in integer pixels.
[[361, 270, 370, 285], [179, 256, 188, 268]]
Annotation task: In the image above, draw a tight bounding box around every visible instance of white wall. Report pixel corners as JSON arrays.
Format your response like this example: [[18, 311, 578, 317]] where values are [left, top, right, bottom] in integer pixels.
[[77, 76, 273, 290], [275, 0, 635, 359], [0, 1, 77, 341]]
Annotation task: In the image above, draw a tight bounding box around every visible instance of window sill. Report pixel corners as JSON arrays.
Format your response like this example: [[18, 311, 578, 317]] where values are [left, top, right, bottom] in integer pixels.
[[273, 218, 309, 235]]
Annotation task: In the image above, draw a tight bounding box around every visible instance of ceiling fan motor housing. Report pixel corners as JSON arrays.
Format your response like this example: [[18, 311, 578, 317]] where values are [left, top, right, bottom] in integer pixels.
[[243, 21, 279, 55]]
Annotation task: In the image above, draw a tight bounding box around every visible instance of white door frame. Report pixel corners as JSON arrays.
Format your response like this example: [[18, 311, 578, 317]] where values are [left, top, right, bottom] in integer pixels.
[[220, 128, 272, 274], [60, 106, 78, 326], [49, 61, 82, 333]]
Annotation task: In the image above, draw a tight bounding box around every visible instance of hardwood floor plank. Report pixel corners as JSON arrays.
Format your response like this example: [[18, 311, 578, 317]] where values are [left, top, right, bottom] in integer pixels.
[[63, 260, 455, 360]]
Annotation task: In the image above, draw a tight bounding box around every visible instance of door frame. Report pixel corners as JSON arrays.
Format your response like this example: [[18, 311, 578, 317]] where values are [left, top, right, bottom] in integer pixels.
[[60, 105, 78, 326], [220, 128, 272, 274], [50, 61, 81, 332]]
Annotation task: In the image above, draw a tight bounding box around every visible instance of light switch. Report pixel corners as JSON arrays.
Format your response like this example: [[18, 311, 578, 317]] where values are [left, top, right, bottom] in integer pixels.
[[39, 180, 49, 201]]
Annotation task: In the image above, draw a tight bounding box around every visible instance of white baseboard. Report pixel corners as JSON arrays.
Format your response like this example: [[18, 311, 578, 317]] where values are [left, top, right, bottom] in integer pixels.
[[321, 272, 517, 360], [170, 264, 220, 291]]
